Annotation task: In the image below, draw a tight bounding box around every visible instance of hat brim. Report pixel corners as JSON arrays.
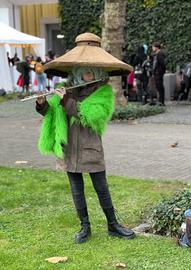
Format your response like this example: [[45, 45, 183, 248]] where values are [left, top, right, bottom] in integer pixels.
[[44, 45, 133, 77], [45, 66, 133, 77]]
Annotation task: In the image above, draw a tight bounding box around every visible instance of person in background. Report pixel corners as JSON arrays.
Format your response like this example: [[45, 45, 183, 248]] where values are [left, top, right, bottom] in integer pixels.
[[179, 209, 191, 248], [125, 71, 136, 101], [7, 52, 12, 66], [133, 45, 149, 104], [47, 49, 55, 60], [152, 42, 166, 106], [35, 57, 46, 92], [29, 54, 36, 69], [11, 53, 20, 66], [28, 54, 37, 92], [22, 55, 31, 93]]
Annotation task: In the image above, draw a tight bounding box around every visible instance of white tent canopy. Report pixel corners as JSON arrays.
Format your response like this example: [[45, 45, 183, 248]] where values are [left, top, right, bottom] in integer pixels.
[[0, 22, 44, 46], [10, 0, 58, 4], [0, 22, 45, 91]]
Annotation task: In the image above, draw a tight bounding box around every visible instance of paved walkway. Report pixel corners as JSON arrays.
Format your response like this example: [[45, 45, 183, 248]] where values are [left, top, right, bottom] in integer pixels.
[[0, 100, 191, 181]]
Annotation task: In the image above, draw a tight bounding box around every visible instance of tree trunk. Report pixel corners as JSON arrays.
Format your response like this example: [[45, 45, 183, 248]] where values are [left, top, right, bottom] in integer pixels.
[[101, 0, 127, 108]]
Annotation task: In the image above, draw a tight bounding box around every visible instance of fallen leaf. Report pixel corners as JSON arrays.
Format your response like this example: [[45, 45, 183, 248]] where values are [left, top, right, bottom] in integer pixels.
[[173, 207, 181, 213], [45, 256, 68, 264], [116, 262, 127, 268], [170, 142, 178, 148], [15, 161, 28, 164]]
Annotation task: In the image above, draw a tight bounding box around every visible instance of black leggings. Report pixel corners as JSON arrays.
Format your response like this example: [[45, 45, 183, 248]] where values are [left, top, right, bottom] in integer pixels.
[[67, 171, 113, 211], [155, 75, 165, 104]]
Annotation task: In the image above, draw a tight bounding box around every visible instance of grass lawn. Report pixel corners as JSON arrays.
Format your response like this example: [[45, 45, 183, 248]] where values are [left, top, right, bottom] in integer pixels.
[[0, 166, 191, 270], [0, 93, 18, 103]]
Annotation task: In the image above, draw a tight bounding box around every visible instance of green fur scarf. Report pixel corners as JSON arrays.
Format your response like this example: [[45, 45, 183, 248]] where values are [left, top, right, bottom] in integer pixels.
[[38, 84, 115, 158]]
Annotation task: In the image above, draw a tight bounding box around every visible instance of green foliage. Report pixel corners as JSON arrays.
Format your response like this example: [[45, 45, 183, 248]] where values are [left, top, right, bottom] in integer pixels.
[[126, 0, 191, 71], [112, 103, 165, 120], [59, 0, 104, 49], [151, 189, 191, 236], [142, 0, 156, 8]]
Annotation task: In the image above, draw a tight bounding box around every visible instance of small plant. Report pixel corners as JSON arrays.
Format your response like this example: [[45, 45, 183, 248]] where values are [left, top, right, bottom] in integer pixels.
[[151, 189, 191, 236], [112, 103, 165, 120]]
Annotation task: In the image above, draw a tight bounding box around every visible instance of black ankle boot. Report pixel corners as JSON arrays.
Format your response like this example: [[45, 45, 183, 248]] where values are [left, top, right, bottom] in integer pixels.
[[102, 207, 135, 240], [75, 208, 91, 244]]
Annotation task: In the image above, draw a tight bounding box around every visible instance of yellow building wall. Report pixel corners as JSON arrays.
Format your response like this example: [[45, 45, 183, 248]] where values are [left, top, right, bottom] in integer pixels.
[[21, 3, 59, 38]]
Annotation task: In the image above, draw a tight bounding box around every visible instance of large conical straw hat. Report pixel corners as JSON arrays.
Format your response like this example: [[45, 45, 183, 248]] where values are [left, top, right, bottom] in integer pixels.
[[44, 33, 133, 77]]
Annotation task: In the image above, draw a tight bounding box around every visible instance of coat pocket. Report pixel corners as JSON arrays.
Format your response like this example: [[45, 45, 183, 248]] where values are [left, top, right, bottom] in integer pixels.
[[81, 146, 103, 165], [80, 127, 104, 165]]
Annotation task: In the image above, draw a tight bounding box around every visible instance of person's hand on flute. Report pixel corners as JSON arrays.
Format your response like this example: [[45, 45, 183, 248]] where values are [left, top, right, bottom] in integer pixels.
[[54, 87, 66, 99], [36, 96, 46, 105], [36, 87, 66, 105]]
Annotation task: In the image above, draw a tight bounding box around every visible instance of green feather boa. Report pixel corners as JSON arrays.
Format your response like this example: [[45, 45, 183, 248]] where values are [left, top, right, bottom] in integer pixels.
[[38, 94, 68, 159], [38, 84, 114, 158], [79, 84, 115, 134]]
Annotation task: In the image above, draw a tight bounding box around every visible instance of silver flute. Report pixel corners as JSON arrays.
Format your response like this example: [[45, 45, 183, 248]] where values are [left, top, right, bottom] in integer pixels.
[[21, 79, 104, 102]]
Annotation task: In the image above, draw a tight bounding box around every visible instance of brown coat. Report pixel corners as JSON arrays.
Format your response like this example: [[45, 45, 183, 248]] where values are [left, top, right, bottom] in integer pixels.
[[36, 83, 105, 173]]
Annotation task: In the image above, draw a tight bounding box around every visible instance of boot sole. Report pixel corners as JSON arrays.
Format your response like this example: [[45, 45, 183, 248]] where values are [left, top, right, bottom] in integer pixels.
[[108, 231, 135, 240], [75, 233, 91, 244]]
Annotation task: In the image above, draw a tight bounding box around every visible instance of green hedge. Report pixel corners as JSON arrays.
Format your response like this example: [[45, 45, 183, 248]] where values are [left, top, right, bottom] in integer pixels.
[[112, 103, 165, 120], [59, 0, 104, 49]]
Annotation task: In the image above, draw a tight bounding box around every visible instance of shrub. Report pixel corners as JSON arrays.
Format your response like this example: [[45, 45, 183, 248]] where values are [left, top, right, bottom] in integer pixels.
[[112, 103, 165, 120], [151, 189, 191, 236]]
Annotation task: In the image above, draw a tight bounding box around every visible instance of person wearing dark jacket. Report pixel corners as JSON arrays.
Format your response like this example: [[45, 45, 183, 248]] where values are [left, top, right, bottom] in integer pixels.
[[36, 66, 135, 244], [133, 45, 149, 104], [35, 32, 136, 244], [152, 42, 166, 105]]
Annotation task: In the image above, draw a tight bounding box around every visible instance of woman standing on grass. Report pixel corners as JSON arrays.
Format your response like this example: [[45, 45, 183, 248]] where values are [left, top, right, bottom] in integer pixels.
[[36, 33, 135, 244]]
